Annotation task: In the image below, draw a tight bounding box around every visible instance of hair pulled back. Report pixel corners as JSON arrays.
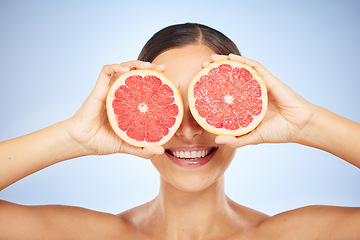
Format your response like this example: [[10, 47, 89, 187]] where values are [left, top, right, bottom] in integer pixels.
[[138, 23, 241, 62]]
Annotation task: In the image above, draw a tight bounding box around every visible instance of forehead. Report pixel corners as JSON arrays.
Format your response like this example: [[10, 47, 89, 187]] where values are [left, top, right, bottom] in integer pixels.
[[152, 44, 214, 83]]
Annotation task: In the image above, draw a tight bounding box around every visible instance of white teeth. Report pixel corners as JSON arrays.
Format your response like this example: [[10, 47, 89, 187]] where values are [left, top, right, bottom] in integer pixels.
[[201, 150, 206, 157], [170, 149, 212, 159]]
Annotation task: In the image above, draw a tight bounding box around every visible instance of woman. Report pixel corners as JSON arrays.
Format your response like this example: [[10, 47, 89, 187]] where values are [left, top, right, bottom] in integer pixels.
[[0, 23, 359, 239]]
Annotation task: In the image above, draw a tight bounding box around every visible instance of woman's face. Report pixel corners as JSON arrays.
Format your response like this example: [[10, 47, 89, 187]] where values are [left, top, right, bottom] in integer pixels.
[[150, 44, 237, 192]]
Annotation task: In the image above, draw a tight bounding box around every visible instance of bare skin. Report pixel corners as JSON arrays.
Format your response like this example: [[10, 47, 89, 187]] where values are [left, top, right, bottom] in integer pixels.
[[0, 44, 359, 240]]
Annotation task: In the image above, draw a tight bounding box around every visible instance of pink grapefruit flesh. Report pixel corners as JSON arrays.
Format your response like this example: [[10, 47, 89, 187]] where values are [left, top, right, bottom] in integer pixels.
[[106, 69, 184, 147], [188, 60, 267, 136]]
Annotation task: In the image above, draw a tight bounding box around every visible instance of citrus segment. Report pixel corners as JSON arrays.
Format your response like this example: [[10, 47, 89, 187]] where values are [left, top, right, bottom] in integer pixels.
[[106, 69, 183, 147], [188, 60, 267, 136]]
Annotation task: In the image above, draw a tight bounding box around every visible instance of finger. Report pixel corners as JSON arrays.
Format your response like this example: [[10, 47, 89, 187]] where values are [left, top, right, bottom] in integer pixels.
[[202, 61, 211, 68], [215, 135, 238, 146], [142, 145, 165, 157], [119, 142, 165, 159], [233, 133, 262, 148], [211, 54, 229, 62], [215, 132, 262, 148], [109, 61, 161, 88], [151, 63, 166, 72], [121, 60, 151, 70], [120, 60, 166, 73], [98, 64, 130, 86], [174, 82, 180, 89], [91, 64, 130, 100]]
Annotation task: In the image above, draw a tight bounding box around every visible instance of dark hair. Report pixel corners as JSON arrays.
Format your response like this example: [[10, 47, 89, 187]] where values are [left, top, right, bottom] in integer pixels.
[[138, 23, 241, 62]]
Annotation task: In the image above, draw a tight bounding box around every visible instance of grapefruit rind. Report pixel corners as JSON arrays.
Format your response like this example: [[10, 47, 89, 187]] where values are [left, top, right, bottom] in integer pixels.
[[188, 60, 268, 136], [106, 69, 184, 147]]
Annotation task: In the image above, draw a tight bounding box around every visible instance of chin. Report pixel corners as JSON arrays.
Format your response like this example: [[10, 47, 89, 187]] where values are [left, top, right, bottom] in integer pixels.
[[168, 172, 221, 193]]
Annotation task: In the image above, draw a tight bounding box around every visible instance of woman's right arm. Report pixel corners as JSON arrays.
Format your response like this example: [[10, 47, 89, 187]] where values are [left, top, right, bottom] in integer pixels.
[[0, 62, 165, 239], [0, 120, 86, 191], [0, 61, 165, 191]]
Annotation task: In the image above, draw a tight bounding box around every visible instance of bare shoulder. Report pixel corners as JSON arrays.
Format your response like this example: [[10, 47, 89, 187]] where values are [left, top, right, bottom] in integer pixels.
[[0, 200, 131, 240], [227, 198, 269, 226], [116, 201, 154, 238], [252, 205, 360, 240]]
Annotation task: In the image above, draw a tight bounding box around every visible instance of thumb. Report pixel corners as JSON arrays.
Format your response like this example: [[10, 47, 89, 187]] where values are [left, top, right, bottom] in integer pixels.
[[139, 145, 165, 159], [215, 132, 261, 148]]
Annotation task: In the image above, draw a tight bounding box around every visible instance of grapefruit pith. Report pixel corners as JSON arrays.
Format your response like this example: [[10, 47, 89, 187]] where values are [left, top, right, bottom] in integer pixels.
[[106, 69, 184, 147], [188, 60, 267, 136]]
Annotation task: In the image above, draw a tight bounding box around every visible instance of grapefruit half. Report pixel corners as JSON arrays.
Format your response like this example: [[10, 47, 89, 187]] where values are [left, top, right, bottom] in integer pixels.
[[188, 60, 267, 136], [106, 69, 184, 147]]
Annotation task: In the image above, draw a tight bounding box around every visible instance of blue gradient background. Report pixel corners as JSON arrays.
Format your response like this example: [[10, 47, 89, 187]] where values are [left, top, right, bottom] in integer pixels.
[[0, 0, 359, 216]]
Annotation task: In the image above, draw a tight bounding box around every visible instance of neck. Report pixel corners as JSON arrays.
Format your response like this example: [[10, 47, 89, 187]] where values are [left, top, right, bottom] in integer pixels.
[[149, 176, 235, 239]]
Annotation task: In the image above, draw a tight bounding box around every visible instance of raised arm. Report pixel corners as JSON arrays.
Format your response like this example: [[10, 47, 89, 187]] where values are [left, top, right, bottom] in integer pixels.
[[0, 61, 165, 191], [0, 120, 83, 191], [212, 54, 360, 239], [0, 61, 166, 239], [214, 54, 360, 168], [297, 106, 360, 168]]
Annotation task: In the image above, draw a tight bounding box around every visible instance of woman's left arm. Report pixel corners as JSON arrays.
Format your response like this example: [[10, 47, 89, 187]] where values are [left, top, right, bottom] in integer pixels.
[[297, 105, 360, 168], [211, 54, 360, 239], [213, 54, 360, 168]]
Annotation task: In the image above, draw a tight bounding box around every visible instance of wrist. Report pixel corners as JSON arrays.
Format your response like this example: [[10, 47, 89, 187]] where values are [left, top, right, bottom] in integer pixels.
[[0, 120, 90, 190], [56, 119, 90, 161], [293, 104, 338, 153], [292, 103, 322, 147], [293, 105, 360, 167]]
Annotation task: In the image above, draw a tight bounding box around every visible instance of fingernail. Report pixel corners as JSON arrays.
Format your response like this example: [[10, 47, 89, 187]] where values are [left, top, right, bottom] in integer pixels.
[[157, 64, 166, 70], [143, 62, 151, 68]]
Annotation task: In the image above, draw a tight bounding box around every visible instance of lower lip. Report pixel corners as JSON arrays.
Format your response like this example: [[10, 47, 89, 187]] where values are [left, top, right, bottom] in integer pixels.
[[165, 148, 218, 168]]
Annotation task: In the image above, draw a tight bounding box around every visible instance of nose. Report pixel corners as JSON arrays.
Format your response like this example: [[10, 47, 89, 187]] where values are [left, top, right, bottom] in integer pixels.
[[175, 107, 204, 140]]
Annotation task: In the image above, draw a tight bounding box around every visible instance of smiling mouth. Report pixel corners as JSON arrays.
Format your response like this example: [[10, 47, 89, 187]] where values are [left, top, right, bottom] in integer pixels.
[[165, 146, 218, 167]]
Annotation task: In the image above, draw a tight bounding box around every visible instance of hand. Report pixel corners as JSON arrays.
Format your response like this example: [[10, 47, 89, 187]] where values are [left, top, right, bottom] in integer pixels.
[[211, 54, 317, 148], [64, 61, 165, 158]]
